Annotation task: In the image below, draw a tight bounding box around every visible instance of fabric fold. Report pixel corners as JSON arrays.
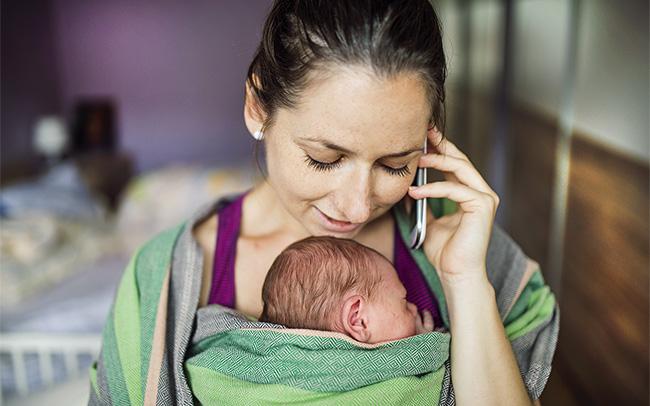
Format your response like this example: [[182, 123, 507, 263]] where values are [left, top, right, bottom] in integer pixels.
[[186, 304, 450, 393], [88, 193, 559, 405]]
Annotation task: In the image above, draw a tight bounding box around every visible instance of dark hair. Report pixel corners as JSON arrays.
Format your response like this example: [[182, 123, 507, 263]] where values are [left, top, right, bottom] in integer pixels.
[[246, 0, 447, 174], [259, 236, 385, 330]]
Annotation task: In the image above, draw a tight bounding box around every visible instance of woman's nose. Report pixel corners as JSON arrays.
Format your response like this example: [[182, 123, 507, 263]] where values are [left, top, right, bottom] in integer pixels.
[[341, 198, 371, 223], [337, 171, 373, 223]]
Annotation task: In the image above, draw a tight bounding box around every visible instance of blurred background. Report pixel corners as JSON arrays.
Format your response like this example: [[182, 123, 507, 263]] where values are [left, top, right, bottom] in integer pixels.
[[0, 0, 648, 404]]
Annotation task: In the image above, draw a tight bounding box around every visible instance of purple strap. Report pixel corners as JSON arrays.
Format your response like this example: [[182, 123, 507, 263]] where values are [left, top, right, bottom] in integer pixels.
[[208, 191, 248, 307], [209, 190, 442, 328], [393, 227, 443, 328]]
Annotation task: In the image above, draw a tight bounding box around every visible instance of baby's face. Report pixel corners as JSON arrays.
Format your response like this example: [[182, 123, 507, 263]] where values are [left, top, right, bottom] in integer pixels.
[[364, 257, 420, 343]]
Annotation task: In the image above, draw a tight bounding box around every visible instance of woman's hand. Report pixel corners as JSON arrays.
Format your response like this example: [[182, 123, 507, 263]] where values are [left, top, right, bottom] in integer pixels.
[[415, 309, 434, 334], [409, 129, 535, 406], [408, 127, 500, 288]]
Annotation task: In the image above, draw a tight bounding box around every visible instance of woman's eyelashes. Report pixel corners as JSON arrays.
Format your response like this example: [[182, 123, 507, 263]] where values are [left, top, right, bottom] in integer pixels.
[[383, 165, 411, 177], [303, 154, 411, 177], [303, 155, 341, 172]]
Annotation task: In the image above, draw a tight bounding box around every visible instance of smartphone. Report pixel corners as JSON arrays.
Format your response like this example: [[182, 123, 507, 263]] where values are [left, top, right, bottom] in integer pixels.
[[409, 139, 428, 250]]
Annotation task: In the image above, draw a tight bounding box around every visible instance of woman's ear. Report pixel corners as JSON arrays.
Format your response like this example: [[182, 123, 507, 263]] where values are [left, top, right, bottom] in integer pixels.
[[340, 295, 371, 343], [243, 74, 267, 135]]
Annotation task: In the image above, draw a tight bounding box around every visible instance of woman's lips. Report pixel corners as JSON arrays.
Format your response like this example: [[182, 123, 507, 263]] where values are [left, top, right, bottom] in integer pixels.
[[315, 207, 362, 233]]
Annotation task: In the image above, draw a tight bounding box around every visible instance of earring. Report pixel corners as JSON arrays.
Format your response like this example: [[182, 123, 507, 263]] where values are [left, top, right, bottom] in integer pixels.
[[253, 130, 264, 141]]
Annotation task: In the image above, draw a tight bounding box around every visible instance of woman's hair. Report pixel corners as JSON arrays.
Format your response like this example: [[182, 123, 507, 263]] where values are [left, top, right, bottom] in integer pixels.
[[246, 0, 448, 172], [259, 236, 385, 330]]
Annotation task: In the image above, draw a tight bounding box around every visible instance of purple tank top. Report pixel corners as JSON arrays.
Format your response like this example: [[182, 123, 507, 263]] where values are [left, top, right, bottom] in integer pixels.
[[208, 190, 442, 327]]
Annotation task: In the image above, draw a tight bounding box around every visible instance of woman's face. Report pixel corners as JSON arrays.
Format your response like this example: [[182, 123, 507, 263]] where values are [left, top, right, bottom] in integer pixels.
[[260, 67, 431, 238]]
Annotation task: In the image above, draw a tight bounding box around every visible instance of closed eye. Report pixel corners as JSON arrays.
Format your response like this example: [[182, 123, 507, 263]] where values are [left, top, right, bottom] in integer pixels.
[[383, 165, 410, 177], [304, 155, 342, 172], [304, 155, 411, 177]]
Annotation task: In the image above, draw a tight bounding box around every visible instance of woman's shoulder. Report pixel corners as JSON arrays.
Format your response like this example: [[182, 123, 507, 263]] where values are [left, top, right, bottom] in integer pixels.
[[485, 223, 537, 292], [484, 221, 558, 344], [189, 190, 247, 254], [411, 197, 551, 320], [193, 210, 219, 252], [420, 196, 536, 294]]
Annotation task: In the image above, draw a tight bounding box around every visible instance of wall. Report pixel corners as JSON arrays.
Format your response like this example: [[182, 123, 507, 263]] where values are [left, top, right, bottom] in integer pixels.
[[1, 0, 63, 172], [511, 0, 649, 163], [439, 0, 649, 163], [49, 0, 272, 172]]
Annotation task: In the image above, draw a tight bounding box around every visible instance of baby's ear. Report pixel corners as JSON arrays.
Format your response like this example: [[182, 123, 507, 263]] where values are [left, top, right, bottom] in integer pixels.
[[341, 295, 371, 342]]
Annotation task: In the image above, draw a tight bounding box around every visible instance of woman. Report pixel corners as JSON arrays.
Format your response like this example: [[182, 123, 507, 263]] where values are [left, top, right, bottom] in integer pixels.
[[89, 1, 558, 404]]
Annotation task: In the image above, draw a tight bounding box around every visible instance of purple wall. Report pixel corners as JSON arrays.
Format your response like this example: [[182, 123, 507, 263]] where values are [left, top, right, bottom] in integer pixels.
[[1, 0, 63, 171], [52, 0, 273, 171], [3, 0, 273, 173]]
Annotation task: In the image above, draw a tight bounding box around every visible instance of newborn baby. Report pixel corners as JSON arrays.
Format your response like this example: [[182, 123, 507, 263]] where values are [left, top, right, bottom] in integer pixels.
[[259, 236, 435, 344]]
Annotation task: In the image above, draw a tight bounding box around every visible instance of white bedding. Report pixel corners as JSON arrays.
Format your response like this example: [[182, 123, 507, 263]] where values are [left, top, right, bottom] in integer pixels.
[[0, 163, 256, 401]]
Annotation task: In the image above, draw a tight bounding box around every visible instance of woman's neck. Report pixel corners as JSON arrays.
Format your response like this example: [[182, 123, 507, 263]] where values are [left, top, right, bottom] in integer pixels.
[[240, 181, 312, 242], [239, 181, 395, 259]]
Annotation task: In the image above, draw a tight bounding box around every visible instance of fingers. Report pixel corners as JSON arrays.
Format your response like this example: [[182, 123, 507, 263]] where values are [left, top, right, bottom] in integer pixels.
[[422, 310, 434, 332], [428, 127, 469, 162], [408, 181, 498, 214], [415, 311, 424, 334], [415, 310, 435, 334], [418, 154, 498, 203], [421, 127, 500, 207]]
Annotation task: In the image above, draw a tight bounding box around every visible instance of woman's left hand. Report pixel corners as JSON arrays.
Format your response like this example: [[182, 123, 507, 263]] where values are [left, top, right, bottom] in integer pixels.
[[407, 127, 500, 287]]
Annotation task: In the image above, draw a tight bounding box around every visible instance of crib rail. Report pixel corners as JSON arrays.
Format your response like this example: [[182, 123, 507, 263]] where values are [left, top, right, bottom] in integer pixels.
[[0, 333, 101, 404]]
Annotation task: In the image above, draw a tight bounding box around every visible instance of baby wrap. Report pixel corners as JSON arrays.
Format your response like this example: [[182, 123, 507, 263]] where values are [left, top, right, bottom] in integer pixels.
[[88, 195, 559, 405], [185, 305, 451, 404]]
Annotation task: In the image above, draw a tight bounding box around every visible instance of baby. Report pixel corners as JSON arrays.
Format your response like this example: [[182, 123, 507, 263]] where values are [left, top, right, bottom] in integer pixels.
[[259, 236, 435, 344]]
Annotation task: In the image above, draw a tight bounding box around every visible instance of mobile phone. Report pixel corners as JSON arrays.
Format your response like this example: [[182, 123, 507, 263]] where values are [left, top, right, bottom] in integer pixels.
[[409, 139, 428, 250]]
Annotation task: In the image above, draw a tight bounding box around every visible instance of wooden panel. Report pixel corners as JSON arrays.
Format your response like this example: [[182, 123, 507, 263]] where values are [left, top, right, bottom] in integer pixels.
[[503, 103, 649, 405], [509, 105, 558, 266], [559, 134, 649, 405]]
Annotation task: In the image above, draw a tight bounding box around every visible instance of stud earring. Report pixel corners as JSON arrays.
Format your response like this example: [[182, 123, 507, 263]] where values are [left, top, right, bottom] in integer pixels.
[[252, 130, 264, 141]]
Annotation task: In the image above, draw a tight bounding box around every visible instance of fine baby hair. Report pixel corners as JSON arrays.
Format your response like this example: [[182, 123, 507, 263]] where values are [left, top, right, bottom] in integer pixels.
[[260, 236, 384, 331]]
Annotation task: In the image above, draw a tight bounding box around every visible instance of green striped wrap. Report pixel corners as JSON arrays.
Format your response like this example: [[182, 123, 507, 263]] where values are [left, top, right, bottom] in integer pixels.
[[88, 195, 558, 405]]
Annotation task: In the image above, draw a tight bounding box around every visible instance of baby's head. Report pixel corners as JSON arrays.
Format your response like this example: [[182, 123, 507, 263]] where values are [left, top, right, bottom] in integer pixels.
[[259, 236, 423, 344]]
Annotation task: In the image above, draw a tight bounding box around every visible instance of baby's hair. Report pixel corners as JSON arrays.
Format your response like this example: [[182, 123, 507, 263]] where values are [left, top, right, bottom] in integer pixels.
[[260, 236, 385, 331]]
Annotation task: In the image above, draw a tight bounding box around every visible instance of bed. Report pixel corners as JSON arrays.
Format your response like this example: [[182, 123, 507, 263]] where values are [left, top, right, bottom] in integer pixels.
[[0, 162, 256, 404]]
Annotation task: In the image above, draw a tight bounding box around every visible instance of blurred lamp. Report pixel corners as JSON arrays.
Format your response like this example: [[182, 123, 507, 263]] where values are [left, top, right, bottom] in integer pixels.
[[33, 116, 69, 162]]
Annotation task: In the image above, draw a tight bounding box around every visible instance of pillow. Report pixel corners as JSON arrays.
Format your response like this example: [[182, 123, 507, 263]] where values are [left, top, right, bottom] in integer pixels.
[[115, 164, 258, 254]]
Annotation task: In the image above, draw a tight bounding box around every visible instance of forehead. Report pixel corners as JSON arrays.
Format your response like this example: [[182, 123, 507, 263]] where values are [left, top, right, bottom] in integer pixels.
[[275, 66, 431, 153], [372, 253, 404, 290]]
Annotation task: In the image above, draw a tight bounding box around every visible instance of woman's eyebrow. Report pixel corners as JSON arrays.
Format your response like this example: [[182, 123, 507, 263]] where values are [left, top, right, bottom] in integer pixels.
[[298, 136, 422, 158]]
